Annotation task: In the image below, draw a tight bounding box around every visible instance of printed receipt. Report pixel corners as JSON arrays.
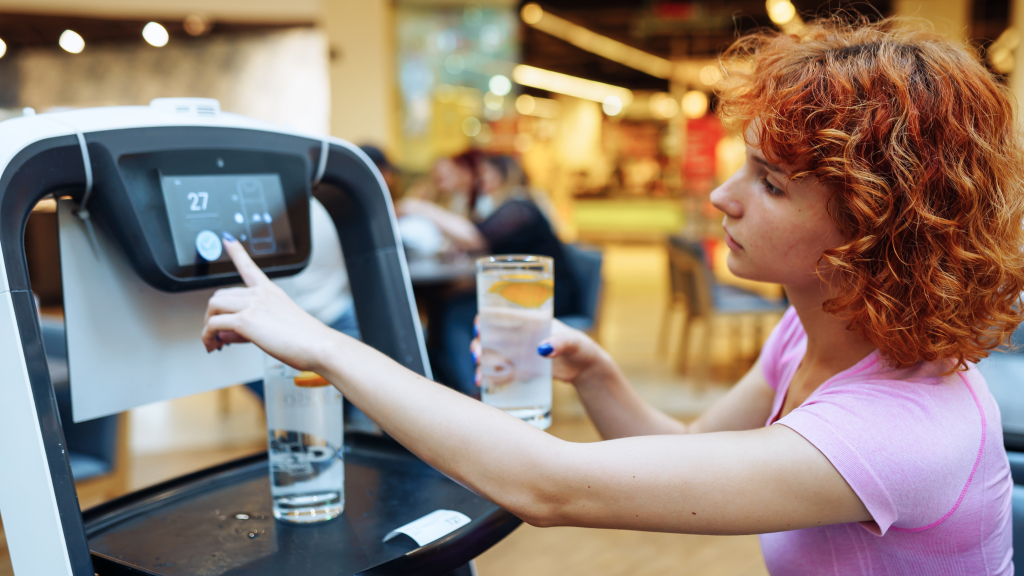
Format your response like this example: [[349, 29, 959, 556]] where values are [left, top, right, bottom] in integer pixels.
[[383, 509, 472, 546]]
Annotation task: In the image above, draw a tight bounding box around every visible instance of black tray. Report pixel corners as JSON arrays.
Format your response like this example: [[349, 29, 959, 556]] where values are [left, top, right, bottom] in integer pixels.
[[81, 435, 521, 575]]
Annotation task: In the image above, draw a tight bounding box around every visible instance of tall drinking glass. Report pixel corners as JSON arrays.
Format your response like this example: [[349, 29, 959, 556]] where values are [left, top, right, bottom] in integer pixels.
[[476, 255, 553, 429], [264, 356, 345, 523]]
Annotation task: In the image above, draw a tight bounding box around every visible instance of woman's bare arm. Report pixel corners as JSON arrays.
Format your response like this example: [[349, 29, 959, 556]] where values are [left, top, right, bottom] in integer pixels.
[[398, 198, 487, 251], [202, 239, 869, 535]]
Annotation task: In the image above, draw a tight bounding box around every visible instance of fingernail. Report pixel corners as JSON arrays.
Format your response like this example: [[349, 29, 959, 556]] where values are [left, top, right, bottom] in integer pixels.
[[215, 333, 221, 343], [538, 343, 553, 356], [471, 350, 478, 364], [474, 372, 481, 386], [473, 324, 479, 338], [222, 231, 235, 242]]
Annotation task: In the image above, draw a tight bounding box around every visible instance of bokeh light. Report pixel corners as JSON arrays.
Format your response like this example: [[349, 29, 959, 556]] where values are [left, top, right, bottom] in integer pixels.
[[142, 22, 169, 47], [59, 30, 85, 54]]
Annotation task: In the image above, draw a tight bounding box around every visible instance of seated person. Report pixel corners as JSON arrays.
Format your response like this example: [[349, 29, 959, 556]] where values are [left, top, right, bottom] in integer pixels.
[[399, 155, 580, 395]]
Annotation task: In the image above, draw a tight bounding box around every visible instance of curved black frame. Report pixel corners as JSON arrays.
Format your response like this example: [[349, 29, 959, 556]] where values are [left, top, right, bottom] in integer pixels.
[[0, 126, 434, 574]]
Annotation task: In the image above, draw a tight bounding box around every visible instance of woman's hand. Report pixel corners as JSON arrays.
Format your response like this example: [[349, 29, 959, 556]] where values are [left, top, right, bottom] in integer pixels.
[[201, 234, 341, 372], [472, 318, 610, 387]]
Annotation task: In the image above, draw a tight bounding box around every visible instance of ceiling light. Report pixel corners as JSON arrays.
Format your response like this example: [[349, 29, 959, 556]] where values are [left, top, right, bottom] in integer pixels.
[[766, 0, 797, 25], [521, 6, 674, 80], [602, 96, 623, 116], [512, 64, 633, 107], [681, 91, 708, 119], [183, 14, 211, 36], [142, 22, 169, 47], [988, 28, 1021, 74], [489, 75, 512, 96], [521, 3, 544, 25], [699, 65, 722, 86], [0, 39, 7, 59], [59, 30, 85, 54]]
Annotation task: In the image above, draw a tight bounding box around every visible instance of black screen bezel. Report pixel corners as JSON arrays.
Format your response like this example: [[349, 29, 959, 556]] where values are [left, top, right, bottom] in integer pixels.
[[117, 149, 311, 280]]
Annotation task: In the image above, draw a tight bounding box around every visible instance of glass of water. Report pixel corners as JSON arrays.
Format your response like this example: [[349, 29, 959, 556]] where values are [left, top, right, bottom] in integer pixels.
[[476, 255, 554, 429], [264, 357, 344, 523]]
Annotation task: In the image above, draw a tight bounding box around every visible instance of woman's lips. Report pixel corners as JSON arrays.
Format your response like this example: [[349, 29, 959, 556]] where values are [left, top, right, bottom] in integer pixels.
[[724, 230, 744, 251]]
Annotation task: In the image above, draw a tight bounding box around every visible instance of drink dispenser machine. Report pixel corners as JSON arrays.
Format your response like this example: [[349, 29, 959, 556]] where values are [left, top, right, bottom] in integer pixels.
[[0, 100, 518, 575]]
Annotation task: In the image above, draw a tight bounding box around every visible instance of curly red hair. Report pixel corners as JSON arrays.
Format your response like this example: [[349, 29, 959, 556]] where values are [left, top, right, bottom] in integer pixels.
[[717, 17, 1024, 371]]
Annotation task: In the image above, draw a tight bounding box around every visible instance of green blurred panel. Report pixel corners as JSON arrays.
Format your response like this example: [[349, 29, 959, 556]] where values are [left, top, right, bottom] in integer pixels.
[[574, 200, 684, 233]]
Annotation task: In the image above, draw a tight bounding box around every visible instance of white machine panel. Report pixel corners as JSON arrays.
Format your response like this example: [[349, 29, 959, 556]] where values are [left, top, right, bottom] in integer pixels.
[[59, 199, 263, 422]]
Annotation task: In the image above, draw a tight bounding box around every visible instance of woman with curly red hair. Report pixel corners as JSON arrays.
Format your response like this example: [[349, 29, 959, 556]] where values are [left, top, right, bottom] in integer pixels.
[[202, 16, 1023, 574]]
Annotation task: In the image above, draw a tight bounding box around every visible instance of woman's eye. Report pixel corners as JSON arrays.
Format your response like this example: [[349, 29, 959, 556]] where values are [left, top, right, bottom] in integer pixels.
[[760, 177, 783, 197]]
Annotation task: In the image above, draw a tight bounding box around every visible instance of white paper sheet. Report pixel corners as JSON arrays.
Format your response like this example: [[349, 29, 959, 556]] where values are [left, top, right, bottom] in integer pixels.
[[59, 199, 263, 422], [383, 509, 472, 546]]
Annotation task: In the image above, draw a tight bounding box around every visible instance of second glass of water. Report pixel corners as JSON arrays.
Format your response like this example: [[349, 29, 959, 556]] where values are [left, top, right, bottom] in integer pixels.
[[264, 358, 344, 523], [476, 254, 554, 429]]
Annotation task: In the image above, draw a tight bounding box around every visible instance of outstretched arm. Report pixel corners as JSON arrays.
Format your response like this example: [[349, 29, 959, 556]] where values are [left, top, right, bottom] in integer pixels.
[[203, 238, 869, 534]]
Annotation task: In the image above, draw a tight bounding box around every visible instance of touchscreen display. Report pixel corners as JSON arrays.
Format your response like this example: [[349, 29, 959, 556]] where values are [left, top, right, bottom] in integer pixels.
[[161, 173, 296, 266]]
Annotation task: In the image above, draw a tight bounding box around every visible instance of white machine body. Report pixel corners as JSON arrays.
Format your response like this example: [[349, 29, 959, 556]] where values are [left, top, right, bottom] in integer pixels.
[[0, 100, 428, 575]]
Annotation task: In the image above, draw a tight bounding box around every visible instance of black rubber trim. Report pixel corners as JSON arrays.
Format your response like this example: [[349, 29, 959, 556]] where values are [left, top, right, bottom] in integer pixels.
[[0, 135, 95, 574]]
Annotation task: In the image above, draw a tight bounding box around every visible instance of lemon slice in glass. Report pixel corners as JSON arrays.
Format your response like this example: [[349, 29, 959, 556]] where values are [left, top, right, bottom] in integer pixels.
[[489, 279, 554, 308], [293, 371, 330, 388]]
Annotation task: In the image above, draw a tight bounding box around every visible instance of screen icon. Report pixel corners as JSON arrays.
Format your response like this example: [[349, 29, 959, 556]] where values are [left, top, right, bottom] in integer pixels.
[[195, 230, 223, 261]]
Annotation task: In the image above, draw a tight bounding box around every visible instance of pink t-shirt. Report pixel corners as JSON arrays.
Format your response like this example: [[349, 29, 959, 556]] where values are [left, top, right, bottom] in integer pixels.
[[758, 307, 1014, 575]]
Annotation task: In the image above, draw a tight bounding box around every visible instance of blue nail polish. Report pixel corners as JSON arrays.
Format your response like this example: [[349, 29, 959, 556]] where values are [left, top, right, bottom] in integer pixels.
[[222, 231, 235, 242], [474, 324, 479, 338], [538, 343, 554, 356], [471, 350, 478, 364], [215, 333, 221, 343]]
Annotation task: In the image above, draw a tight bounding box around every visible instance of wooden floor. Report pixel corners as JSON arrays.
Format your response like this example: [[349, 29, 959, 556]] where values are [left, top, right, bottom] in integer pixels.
[[0, 243, 777, 575]]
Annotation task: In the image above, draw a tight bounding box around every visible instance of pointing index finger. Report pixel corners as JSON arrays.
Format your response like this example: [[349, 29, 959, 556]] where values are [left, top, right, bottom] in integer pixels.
[[221, 232, 268, 287]]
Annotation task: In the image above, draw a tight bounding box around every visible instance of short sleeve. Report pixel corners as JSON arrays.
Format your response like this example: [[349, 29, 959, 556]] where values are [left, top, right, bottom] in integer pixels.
[[776, 369, 984, 534], [759, 306, 800, 391]]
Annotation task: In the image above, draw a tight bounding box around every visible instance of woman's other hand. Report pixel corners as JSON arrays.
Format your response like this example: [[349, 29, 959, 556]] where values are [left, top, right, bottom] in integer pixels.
[[471, 318, 609, 388], [201, 234, 341, 372]]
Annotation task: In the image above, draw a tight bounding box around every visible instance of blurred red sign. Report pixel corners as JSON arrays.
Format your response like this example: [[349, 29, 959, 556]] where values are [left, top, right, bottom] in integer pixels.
[[683, 115, 723, 194]]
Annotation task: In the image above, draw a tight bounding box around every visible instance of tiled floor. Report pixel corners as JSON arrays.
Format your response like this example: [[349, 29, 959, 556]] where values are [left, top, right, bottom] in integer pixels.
[[0, 242, 778, 576]]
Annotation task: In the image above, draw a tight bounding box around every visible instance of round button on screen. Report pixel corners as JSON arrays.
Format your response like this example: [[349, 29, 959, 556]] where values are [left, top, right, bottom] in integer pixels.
[[195, 230, 223, 261]]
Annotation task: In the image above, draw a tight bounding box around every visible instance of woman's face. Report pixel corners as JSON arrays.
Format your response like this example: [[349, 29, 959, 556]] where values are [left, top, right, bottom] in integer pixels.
[[479, 161, 504, 196], [433, 158, 473, 194], [709, 142, 844, 290]]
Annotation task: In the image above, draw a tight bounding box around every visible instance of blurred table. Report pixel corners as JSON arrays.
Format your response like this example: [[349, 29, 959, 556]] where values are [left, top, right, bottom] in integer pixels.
[[406, 256, 477, 286], [406, 256, 478, 387]]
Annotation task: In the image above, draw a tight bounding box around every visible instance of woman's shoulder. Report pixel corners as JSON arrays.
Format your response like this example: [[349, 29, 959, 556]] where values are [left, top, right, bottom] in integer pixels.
[[783, 362, 999, 531]]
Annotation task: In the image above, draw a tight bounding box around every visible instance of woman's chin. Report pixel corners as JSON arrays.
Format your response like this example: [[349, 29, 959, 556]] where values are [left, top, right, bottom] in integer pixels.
[[725, 254, 766, 283]]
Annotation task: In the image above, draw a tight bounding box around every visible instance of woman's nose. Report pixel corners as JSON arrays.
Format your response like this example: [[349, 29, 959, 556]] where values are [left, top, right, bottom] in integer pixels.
[[710, 179, 743, 219]]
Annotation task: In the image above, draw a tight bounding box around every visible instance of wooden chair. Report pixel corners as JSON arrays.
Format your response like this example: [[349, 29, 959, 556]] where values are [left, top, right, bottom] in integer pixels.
[[659, 236, 787, 382]]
